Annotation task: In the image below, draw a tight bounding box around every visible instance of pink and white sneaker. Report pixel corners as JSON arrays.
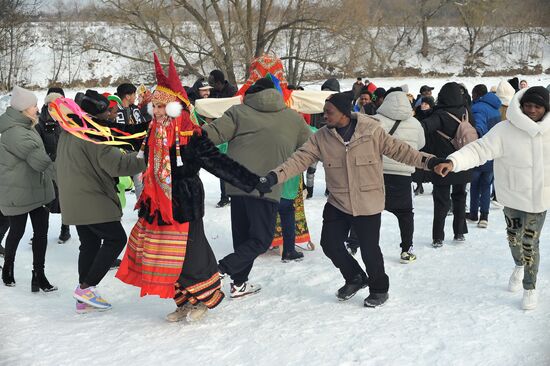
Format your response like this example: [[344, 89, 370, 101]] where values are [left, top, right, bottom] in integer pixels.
[[76, 301, 111, 314], [73, 286, 112, 309]]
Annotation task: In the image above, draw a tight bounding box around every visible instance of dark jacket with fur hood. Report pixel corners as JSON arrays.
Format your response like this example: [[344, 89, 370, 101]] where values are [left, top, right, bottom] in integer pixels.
[[422, 82, 474, 185], [139, 131, 260, 224]]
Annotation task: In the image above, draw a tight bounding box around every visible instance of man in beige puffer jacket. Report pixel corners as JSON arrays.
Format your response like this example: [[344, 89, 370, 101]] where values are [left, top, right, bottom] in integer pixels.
[[257, 93, 437, 308]]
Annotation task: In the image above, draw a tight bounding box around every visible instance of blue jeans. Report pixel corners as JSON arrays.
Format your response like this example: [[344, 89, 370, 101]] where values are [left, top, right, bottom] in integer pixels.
[[278, 198, 296, 255], [469, 169, 494, 220]]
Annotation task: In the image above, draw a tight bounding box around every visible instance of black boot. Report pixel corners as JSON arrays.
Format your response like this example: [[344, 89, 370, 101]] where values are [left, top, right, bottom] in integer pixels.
[[336, 274, 368, 301], [364, 292, 389, 308], [110, 258, 122, 270], [281, 250, 304, 262], [216, 196, 231, 208], [58, 224, 71, 244], [31, 269, 58, 292], [2, 260, 15, 287], [306, 186, 313, 199]]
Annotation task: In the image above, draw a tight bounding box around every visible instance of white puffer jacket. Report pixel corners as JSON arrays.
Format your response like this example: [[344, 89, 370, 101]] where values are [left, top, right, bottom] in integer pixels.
[[375, 91, 425, 176], [448, 88, 550, 213]]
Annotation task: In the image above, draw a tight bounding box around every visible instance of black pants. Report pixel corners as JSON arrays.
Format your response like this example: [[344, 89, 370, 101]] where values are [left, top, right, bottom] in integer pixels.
[[177, 219, 219, 288], [321, 203, 389, 294], [220, 180, 228, 200], [4, 206, 49, 270], [219, 196, 278, 285], [432, 184, 468, 241], [76, 221, 127, 286], [384, 174, 414, 252], [0, 210, 10, 244]]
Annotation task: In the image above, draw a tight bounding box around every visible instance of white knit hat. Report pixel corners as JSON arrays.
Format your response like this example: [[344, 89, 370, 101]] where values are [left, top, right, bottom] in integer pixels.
[[10, 85, 37, 112]]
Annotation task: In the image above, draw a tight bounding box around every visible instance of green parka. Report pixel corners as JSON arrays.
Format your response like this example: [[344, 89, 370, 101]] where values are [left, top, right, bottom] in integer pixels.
[[56, 131, 145, 225], [202, 89, 312, 202], [0, 107, 55, 215]]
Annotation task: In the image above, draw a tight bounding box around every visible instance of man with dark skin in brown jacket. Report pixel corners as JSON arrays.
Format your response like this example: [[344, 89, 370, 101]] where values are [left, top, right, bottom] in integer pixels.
[[257, 93, 442, 308]]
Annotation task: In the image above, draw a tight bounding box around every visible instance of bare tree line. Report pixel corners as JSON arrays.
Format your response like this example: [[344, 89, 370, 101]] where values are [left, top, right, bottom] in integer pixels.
[[0, 0, 548, 91]]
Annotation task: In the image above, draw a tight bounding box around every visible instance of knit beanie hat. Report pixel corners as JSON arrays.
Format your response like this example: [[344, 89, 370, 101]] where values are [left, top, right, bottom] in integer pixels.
[[47, 87, 65, 97], [421, 96, 435, 108], [321, 78, 341, 92], [520, 86, 550, 112], [326, 92, 353, 118], [359, 86, 371, 95], [372, 87, 386, 101], [384, 87, 403, 98], [10, 85, 37, 112], [508, 77, 520, 93], [245, 77, 275, 95]]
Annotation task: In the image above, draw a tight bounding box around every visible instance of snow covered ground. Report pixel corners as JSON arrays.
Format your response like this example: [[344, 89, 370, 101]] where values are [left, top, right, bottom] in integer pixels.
[[2, 77, 550, 365], [1, 168, 550, 366]]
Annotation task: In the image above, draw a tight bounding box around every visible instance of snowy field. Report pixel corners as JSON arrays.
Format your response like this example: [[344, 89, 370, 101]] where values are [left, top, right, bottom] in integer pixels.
[[1, 168, 550, 366], [2, 76, 550, 365]]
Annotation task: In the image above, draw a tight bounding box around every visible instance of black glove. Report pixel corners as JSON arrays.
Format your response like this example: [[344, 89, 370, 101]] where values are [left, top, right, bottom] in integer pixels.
[[256, 171, 278, 196], [427, 157, 451, 171]]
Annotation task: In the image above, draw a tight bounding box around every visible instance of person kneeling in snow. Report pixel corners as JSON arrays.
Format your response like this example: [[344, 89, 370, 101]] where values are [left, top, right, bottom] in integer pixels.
[[257, 93, 438, 308], [433, 86, 550, 310]]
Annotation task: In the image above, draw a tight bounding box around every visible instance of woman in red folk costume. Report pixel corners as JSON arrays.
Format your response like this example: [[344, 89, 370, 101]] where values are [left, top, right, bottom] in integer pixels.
[[116, 54, 261, 322]]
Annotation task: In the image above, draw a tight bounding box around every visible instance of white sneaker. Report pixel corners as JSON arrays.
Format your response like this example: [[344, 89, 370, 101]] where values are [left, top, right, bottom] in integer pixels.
[[477, 220, 488, 228], [508, 266, 524, 292], [230, 282, 261, 298], [521, 289, 537, 310], [186, 303, 208, 322], [166, 304, 192, 322]]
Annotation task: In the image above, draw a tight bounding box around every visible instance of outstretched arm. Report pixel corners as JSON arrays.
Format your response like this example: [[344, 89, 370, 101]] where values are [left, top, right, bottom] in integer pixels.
[[447, 127, 504, 172], [379, 127, 433, 170], [271, 134, 322, 184], [189, 133, 259, 193], [96, 145, 146, 177]]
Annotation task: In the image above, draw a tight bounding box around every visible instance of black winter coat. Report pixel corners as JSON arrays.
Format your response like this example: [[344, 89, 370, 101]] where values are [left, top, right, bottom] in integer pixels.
[[422, 82, 474, 185], [36, 105, 61, 161], [139, 132, 259, 225], [210, 81, 237, 99], [36, 106, 63, 213]]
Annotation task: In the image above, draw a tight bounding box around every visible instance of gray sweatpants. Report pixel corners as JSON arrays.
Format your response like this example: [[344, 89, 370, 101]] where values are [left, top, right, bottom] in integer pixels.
[[503, 207, 546, 290]]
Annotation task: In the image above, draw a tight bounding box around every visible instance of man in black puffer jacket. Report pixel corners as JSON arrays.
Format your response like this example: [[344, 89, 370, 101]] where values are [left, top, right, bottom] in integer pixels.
[[421, 82, 475, 248], [36, 88, 71, 244]]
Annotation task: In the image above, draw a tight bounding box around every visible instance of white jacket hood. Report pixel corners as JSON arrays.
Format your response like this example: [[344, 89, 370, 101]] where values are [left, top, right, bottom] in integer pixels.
[[448, 87, 550, 213], [376, 91, 413, 121], [496, 80, 515, 107], [507, 88, 550, 137]]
